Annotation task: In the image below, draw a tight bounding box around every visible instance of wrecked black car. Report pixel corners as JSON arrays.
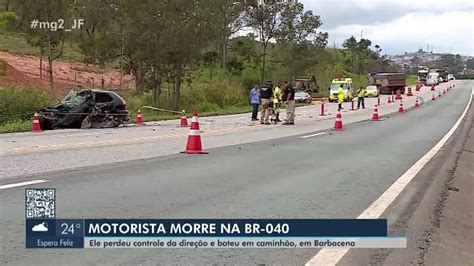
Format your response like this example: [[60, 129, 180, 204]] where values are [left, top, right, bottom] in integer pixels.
[[38, 89, 129, 130]]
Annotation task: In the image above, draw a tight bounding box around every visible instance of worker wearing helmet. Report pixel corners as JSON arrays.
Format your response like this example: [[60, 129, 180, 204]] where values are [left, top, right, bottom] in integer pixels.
[[337, 84, 345, 111]]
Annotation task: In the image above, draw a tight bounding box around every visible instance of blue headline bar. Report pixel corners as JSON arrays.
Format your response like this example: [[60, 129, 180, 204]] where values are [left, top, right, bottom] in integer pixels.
[[26, 219, 388, 248], [84, 219, 387, 237]]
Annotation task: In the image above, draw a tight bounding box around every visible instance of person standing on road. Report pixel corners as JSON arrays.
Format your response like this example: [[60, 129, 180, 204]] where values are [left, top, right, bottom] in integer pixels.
[[272, 82, 283, 123], [259, 83, 273, 125], [282, 81, 296, 125], [337, 84, 345, 111], [357, 86, 366, 109], [250, 85, 260, 121]]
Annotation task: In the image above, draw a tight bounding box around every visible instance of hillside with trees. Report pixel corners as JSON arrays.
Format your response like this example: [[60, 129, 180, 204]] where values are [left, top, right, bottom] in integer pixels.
[[0, 0, 402, 132]]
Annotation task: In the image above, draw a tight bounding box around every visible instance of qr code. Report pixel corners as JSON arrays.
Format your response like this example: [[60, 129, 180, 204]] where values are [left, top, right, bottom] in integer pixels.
[[25, 189, 56, 218]]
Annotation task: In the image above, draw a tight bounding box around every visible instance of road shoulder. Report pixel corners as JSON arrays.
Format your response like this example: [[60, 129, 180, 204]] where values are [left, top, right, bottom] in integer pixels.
[[424, 112, 474, 265], [338, 94, 473, 266]]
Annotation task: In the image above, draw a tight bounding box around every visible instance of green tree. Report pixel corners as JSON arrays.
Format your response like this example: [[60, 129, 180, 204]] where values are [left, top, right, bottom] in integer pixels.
[[245, 1, 285, 83], [467, 59, 474, 69], [0, 11, 16, 28], [211, 0, 245, 79], [159, 0, 218, 110], [342, 36, 358, 72], [17, 0, 71, 89], [276, 2, 327, 80], [203, 50, 219, 80]]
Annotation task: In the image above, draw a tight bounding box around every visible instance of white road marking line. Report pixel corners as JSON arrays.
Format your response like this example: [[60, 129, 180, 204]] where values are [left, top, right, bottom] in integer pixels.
[[0, 179, 48, 190], [306, 88, 473, 266], [300, 132, 326, 139]]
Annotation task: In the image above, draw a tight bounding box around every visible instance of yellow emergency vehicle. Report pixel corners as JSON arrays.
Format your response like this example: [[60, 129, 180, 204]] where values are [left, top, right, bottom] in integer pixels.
[[329, 78, 352, 102]]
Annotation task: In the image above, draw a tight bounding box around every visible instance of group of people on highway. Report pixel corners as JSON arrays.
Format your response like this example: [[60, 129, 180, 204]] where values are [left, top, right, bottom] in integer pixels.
[[250, 81, 295, 125], [336, 85, 367, 111], [251, 83, 369, 124]]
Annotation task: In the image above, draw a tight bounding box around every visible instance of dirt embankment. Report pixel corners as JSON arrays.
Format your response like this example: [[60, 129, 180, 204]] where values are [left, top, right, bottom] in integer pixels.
[[0, 52, 135, 94]]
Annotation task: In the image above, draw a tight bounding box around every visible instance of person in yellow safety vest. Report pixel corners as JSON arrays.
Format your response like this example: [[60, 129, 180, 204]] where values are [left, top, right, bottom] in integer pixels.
[[272, 83, 282, 123], [357, 86, 366, 109], [337, 84, 345, 111]]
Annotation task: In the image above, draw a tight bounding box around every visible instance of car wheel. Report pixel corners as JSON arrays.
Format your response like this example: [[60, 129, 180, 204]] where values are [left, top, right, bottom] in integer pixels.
[[81, 116, 92, 129], [113, 116, 122, 127]]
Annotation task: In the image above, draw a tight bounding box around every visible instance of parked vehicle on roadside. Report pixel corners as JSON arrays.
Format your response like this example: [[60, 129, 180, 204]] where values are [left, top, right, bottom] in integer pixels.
[[428, 72, 440, 85], [329, 78, 352, 102], [368, 72, 406, 95], [430, 68, 448, 82], [418, 69, 429, 84], [294, 91, 312, 103], [38, 89, 129, 130], [365, 85, 379, 97]]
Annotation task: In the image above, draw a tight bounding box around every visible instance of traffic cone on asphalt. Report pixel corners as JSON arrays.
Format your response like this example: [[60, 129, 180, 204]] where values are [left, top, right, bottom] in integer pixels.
[[351, 98, 355, 111], [431, 84, 435, 91], [180, 110, 189, 127], [438, 91, 442, 98], [333, 110, 344, 131], [388, 96, 392, 104], [395, 89, 402, 100], [407, 87, 413, 96], [181, 111, 208, 154], [432, 94, 436, 101], [136, 110, 144, 126], [398, 101, 404, 113], [372, 105, 380, 121], [443, 88, 446, 94], [415, 98, 420, 108], [31, 113, 41, 132], [391, 94, 395, 102]]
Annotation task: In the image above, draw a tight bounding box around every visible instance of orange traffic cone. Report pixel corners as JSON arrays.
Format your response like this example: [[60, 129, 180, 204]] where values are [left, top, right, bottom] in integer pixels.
[[180, 110, 189, 127], [395, 89, 402, 100], [388, 96, 392, 104], [432, 94, 436, 101], [136, 109, 144, 126], [398, 101, 404, 113], [372, 105, 380, 121], [333, 110, 344, 131], [407, 87, 413, 96], [443, 88, 446, 94], [431, 84, 435, 91], [415, 98, 420, 108], [31, 113, 41, 132], [438, 91, 442, 98], [181, 111, 208, 154]]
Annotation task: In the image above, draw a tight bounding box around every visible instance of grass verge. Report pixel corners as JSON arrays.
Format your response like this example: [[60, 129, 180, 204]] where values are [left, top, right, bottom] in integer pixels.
[[0, 119, 31, 133]]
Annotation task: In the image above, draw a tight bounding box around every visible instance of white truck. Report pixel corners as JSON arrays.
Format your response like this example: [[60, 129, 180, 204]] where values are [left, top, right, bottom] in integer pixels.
[[418, 69, 429, 84], [426, 72, 440, 86]]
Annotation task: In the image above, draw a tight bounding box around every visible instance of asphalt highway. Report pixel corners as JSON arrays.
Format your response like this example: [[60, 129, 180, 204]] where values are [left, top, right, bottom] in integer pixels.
[[0, 81, 472, 265]]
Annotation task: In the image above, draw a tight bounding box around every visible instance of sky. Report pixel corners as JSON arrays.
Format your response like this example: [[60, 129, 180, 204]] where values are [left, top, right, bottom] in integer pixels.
[[300, 0, 474, 55]]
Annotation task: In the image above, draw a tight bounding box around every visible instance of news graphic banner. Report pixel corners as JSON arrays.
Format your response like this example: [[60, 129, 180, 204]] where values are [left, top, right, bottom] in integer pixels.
[[26, 219, 406, 249], [25, 189, 406, 249]]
